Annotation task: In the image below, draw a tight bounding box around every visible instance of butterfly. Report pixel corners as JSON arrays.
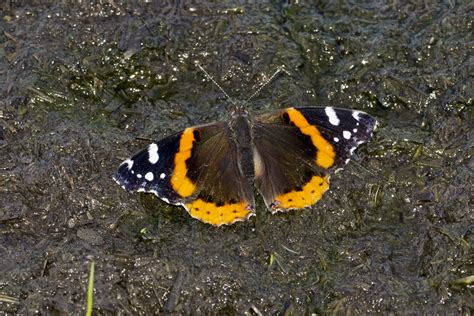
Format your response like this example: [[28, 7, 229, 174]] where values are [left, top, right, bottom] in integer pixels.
[[114, 101, 376, 226]]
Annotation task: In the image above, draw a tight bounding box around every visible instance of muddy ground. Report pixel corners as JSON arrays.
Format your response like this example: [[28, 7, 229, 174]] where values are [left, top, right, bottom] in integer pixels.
[[0, 1, 472, 314]]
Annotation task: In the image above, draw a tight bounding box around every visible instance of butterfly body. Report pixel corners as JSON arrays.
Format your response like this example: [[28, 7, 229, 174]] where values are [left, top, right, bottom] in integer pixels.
[[114, 106, 376, 226]]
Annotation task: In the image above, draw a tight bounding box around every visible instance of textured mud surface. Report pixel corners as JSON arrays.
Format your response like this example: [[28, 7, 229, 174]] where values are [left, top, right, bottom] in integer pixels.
[[0, 1, 472, 314]]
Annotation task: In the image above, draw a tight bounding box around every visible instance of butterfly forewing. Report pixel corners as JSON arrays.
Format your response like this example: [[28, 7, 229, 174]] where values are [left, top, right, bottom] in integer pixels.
[[114, 131, 183, 204], [294, 107, 377, 166]]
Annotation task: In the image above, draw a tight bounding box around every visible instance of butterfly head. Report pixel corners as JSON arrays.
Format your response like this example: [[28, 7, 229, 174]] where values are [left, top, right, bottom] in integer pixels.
[[229, 102, 249, 118]]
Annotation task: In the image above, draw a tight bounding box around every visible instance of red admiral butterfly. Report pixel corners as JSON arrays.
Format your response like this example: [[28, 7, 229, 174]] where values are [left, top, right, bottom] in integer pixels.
[[114, 69, 377, 226]]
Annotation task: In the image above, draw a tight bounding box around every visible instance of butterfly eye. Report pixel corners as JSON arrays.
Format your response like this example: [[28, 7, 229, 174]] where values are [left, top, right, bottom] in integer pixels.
[[193, 130, 202, 142]]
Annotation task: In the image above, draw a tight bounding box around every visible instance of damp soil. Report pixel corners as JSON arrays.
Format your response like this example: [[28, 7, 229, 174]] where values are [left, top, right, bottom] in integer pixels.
[[0, 1, 472, 314]]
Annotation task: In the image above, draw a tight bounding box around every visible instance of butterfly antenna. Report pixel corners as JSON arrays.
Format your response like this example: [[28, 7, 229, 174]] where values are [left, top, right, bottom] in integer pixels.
[[196, 63, 236, 106], [246, 66, 289, 103]]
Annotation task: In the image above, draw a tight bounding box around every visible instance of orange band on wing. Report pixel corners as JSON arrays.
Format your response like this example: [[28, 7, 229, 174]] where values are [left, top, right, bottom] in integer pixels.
[[286, 108, 335, 169], [171, 128, 196, 197], [273, 175, 330, 210], [186, 199, 253, 226]]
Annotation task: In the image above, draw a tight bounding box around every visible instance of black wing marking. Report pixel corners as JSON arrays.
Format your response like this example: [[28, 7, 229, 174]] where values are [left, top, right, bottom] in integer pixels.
[[114, 131, 183, 204], [294, 107, 377, 166]]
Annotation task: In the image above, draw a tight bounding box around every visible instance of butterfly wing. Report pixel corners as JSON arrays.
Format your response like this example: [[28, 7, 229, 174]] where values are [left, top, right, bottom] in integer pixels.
[[114, 122, 255, 226], [293, 107, 377, 166], [252, 107, 376, 212]]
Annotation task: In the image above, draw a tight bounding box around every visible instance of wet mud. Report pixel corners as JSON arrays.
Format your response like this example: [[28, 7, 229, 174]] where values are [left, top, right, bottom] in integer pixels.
[[0, 1, 472, 314]]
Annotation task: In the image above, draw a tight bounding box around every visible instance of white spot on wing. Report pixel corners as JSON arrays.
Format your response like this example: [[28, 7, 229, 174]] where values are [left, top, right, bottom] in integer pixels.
[[353, 128, 358, 133], [160, 173, 166, 179], [334, 137, 339, 142], [148, 143, 159, 164], [325, 107, 340, 126], [137, 174, 142, 178], [352, 111, 362, 121], [343, 130, 352, 139], [145, 172, 154, 181], [122, 159, 134, 170]]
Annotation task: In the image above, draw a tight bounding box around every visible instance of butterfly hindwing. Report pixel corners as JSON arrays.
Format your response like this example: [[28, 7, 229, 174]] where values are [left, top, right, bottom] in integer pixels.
[[252, 107, 376, 212], [114, 122, 255, 226], [252, 120, 330, 212], [180, 123, 255, 225]]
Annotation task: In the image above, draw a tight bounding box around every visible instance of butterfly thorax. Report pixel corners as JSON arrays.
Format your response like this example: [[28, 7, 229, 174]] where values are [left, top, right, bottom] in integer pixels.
[[229, 113, 255, 184]]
